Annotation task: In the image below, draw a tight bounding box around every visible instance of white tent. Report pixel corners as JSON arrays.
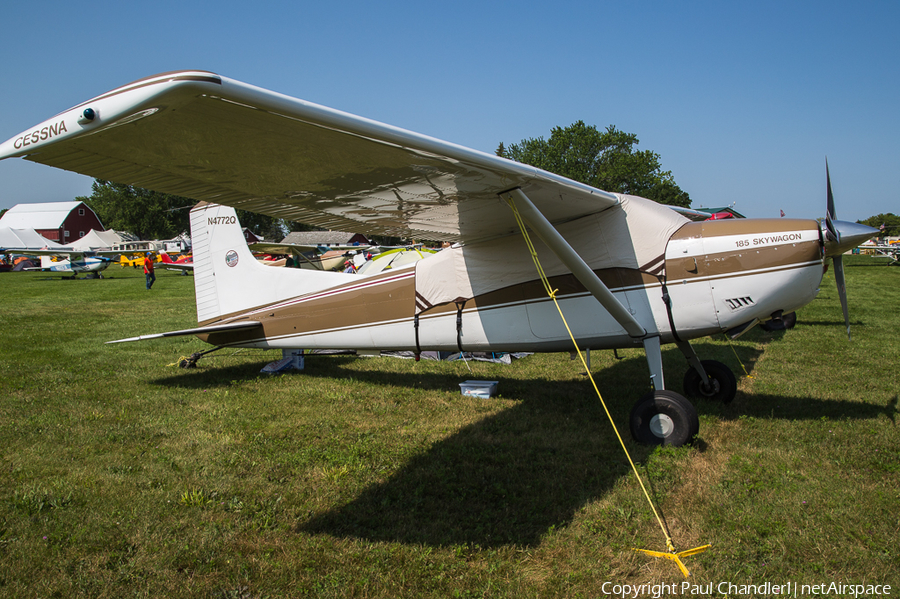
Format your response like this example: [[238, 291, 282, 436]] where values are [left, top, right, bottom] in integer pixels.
[[71, 229, 126, 250], [0, 227, 69, 250]]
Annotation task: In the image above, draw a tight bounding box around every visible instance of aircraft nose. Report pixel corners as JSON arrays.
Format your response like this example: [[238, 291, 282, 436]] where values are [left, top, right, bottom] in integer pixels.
[[824, 220, 879, 257]]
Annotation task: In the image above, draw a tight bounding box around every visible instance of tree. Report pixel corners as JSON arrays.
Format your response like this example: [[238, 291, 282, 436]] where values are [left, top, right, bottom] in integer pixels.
[[78, 180, 192, 240], [858, 213, 900, 237], [504, 122, 691, 207], [78, 179, 317, 241]]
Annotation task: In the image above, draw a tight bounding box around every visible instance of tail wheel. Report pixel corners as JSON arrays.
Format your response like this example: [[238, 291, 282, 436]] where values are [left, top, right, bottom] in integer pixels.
[[629, 390, 699, 447], [683, 359, 737, 403]]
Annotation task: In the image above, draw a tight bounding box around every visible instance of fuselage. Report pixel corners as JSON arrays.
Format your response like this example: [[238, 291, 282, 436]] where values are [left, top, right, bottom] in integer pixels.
[[196, 202, 824, 354], [40, 255, 111, 275]]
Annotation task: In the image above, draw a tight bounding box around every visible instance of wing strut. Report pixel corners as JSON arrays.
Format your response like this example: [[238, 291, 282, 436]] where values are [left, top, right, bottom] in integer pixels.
[[501, 188, 647, 339]]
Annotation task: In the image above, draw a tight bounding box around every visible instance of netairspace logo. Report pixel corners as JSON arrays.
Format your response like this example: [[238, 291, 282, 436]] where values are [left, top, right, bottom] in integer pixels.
[[600, 581, 892, 598]]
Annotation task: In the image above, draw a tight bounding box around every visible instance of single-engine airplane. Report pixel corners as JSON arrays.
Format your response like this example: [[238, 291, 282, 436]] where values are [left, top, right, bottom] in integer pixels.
[[0, 71, 877, 446], [32, 254, 114, 278], [248, 240, 372, 271], [159, 251, 194, 274], [0, 228, 119, 278]]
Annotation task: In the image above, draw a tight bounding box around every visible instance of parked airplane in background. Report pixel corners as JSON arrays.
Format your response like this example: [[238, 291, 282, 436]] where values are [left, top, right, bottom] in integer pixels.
[[33, 254, 114, 278], [0, 71, 877, 446], [0, 230, 119, 278], [249, 240, 374, 271], [159, 251, 193, 274], [858, 240, 900, 264]]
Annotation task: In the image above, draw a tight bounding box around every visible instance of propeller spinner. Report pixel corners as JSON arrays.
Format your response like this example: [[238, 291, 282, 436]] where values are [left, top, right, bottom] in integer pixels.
[[822, 161, 879, 340]]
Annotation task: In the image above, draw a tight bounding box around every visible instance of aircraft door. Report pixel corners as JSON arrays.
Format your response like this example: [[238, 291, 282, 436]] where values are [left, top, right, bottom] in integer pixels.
[[663, 235, 721, 337]]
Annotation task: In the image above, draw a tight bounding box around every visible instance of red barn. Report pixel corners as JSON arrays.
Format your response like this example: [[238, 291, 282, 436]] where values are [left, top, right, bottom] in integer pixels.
[[0, 201, 105, 243]]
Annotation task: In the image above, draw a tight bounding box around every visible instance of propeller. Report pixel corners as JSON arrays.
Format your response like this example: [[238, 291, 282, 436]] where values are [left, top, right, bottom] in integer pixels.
[[821, 160, 878, 340]]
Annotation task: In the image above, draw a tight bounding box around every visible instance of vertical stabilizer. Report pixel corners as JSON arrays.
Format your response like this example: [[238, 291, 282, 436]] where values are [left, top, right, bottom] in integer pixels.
[[41, 255, 68, 271], [189, 203, 347, 324]]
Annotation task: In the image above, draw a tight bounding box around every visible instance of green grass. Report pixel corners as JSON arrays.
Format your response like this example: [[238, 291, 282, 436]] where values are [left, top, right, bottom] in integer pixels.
[[1, 257, 898, 597]]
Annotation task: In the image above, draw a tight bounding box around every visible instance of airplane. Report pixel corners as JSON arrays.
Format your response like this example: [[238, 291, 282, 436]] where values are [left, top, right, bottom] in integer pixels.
[[353, 247, 436, 275], [249, 240, 375, 271], [858, 240, 900, 264], [120, 253, 165, 268], [0, 229, 119, 278], [119, 254, 146, 268], [31, 254, 114, 278], [159, 251, 194, 274], [0, 70, 878, 446]]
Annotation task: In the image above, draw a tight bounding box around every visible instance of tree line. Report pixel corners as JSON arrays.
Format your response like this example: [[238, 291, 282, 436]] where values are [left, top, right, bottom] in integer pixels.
[[76, 180, 315, 241]]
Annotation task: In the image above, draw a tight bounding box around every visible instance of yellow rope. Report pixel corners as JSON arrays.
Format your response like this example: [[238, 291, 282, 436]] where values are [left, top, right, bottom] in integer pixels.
[[726, 336, 753, 379], [505, 196, 709, 577]]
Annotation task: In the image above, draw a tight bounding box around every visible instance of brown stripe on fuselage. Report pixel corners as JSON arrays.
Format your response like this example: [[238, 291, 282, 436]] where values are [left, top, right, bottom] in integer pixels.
[[201, 270, 417, 345], [667, 218, 823, 281], [670, 218, 820, 240], [199, 217, 824, 347], [198, 265, 661, 346], [667, 241, 822, 280]]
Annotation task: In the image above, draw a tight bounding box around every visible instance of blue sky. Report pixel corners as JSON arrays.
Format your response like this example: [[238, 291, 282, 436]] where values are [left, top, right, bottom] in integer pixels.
[[1, 0, 897, 222]]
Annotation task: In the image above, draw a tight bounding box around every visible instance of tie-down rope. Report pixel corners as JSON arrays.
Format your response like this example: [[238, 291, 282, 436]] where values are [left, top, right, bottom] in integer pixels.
[[505, 195, 709, 577]]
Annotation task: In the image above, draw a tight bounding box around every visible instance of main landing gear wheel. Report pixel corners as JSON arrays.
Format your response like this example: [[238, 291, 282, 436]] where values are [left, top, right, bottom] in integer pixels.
[[629, 390, 699, 447], [760, 311, 796, 331], [683, 359, 737, 404]]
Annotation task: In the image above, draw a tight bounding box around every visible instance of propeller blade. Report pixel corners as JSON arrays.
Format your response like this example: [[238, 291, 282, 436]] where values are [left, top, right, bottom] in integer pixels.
[[832, 255, 851, 340], [825, 159, 840, 244]]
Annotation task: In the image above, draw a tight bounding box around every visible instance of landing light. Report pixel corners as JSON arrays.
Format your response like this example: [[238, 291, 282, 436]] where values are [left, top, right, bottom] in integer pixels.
[[78, 108, 96, 124]]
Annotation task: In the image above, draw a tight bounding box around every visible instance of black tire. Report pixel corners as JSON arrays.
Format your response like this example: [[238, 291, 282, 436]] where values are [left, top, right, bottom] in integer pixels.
[[760, 311, 796, 331], [781, 311, 796, 329], [683, 359, 737, 403], [630, 390, 699, 447]]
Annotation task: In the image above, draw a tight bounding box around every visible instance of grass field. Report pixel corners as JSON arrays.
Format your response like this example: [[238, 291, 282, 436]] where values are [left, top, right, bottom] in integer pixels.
[[1, 257, 898, 598]]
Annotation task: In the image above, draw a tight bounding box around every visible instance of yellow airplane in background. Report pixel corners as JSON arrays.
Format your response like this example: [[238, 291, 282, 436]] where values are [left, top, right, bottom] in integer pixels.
[[119, 253, 189, 268], [120, 254, 150, 268]]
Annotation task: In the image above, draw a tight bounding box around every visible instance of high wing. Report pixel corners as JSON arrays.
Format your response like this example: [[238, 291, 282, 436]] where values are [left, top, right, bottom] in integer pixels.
[[0, 247, 122, 259], [0, 71, 620, 243], [0, 235, 120, 262], [666, 206, 717, 221]]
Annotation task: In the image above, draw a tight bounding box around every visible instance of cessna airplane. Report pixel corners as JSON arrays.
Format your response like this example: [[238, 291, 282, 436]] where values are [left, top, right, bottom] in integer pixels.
[[0, 232, 118, 278], [32, 254, 114, 278], [0, 71, 877, 446]]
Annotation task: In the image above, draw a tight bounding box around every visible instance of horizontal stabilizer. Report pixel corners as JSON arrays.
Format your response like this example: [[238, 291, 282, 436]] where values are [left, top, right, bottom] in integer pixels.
[[106, 320, 262, 344]]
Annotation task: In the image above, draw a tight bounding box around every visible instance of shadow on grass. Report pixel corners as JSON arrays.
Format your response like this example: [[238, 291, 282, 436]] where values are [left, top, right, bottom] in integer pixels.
[[300, 373, 652, 548], [148, 344, 898, 548], [295, 369, 896, 549]]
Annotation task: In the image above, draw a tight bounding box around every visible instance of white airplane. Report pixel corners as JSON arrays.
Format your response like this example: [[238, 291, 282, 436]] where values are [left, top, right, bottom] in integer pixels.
[[859, 240, 900, 263], [0, 71, 877, 446], [33, 254, 113, 278], [248, 240, 373, 271], [0, 228, 118, 278]]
